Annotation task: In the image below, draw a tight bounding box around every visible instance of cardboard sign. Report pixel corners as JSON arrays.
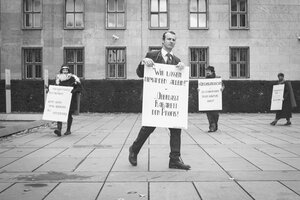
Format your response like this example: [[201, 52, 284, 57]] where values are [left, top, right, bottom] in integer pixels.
[[270, 84, 285, 111], [142, 63, 189, 129], [198, 78, 222, 111], [42, 85, 73, 122]]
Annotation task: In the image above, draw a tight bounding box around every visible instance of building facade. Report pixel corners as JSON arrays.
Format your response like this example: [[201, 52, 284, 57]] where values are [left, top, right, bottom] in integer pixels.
[[0, 0, 299, 81]]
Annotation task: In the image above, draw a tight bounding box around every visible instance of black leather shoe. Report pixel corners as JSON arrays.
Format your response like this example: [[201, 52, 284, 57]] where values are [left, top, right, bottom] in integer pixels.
[[169, 158, 191, 170], [284, 122, 291, 126], [64, 131, 71, 135], [54, 129, 61, 137], [129, 146, 137, 166], [270, 121, 277, 126]]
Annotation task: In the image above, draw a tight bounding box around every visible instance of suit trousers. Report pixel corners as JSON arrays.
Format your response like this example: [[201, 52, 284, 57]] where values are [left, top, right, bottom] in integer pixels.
[[131, 126, 181, 160], [206, 111, 219, 130]]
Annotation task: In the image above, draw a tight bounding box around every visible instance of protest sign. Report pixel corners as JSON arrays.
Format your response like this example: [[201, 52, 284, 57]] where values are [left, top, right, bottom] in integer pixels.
[[142, 63, 189, 129], [198, 78, 222, 111], [42, 85, 73, 122], [270, 84, 284, 111]]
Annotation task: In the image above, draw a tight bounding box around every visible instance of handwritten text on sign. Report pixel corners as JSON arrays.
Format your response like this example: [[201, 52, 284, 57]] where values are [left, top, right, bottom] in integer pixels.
[[142, 63, 189, 129], [198, 78, 222, 111], [42, 85, 73, 122], [270, 84, 284, 111]]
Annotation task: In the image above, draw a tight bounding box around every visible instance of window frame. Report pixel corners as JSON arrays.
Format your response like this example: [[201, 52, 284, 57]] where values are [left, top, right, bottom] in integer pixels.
[[22, 47, 43, 79], [229, 46, 250, 79], [63, 47, 85, 78], [229, 0, 249, 30], [106, 0, 127, 30], [64, 0, 85, 30], [106, 46, 127, 79], [149, 0, 170, 30], [188, 0, 209, 30], [22, 0, 43, 30], [189, 46, 209, 79]]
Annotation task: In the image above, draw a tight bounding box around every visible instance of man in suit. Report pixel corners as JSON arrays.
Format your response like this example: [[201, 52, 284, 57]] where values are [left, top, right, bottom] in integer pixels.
[[129, 31, 191, 170]]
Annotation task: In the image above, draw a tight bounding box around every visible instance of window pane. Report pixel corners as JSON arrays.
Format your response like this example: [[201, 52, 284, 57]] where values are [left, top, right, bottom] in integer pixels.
[[160, 0, 167, 12], [231, 0, 237, 11], [159, 13, 167, 27], [77, 64, 83, 77], [151, 0, 158, 12], [108, 0, 115, 11], [240, 64, 246, 77], [108, 13, 115, 27], [118, 64, 125, 77], [199, 49, 206, 61], [199, 0, 206, 12], [68, 65, 74, 74], [108, 49, 117, 63], [198, 14, 206, 28], [240, 49, 247, 61], [76, 50, 83, 62], [118, 0, 124, 11], [231, 14, 237, 27], [33, 0, 41, 12], [240, 14, 246, 27], [190, 48, 198, 61], [27, 65, 33, 78], [190, 0, 197, 12], [117, 50, 125, 62], [199, 64, 206, 77], [33, 13, 41, 27], [66, 0, 74, 12], [190, 64, 198, 78], [109, 64, 116, 77], [25, 50, 33, 63], [151, 14, 158, 27], [66, 50, 75, 63], [66, 14, 74, 27], [75, 0, 83, 12], [240, 0, 246, 12], [24, 0, 32, 12], [190, 14, 197, 27], [117, 13, 124, 27], [75, 13, 83, 27], [35, 65, 42, 78], [231, 64, 237, 77], [231, 49, 238, 61], [24, 14, 32, 27], [35, 49, 42, 62]]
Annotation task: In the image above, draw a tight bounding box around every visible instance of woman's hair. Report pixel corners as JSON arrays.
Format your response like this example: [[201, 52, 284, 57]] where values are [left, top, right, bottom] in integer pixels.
[[277, 72, 284, 77], [206, 66, 215, 73], [59, 64, 70, 73]]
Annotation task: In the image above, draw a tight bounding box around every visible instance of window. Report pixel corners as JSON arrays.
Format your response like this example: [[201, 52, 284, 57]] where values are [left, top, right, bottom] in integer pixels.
[[189, 0, 208, 29], [106, 47, 126, 79], [106, 0, 126, 29], [230, 47, 249, 78], [23, 0, 42, 29], [64, 48, 84, 78], [150, 0, 168, 29], [65, 0, 84, 29], [190, 47, 208, 78], [230, 0, 248, 29], [23, 48, 42, 79], [149, 46, 162, 51]]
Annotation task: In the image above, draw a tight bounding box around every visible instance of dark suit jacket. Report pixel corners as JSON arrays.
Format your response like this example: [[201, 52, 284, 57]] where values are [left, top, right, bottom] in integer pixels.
[[136, 50, 181, 78]]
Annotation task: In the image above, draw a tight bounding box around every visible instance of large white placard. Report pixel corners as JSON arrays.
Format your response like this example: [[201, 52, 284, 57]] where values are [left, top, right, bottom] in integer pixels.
[[42, 85, 73, 122], [270, 84, 285, 111], [198, 78, 222, 111], [142, 63, 189, 129]]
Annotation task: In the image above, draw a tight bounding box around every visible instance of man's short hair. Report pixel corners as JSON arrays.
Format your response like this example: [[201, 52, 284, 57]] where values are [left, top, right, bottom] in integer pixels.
[[278, 73, 284, 77], [162, 31, 176, 40]]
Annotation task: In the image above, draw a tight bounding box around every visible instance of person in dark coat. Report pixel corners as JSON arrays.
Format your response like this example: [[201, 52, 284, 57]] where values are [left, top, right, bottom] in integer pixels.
[[54, 65, 81, 136], [270, 73, 297, 126], [128, 31, 191, 170], [204, 66, 224, 132]]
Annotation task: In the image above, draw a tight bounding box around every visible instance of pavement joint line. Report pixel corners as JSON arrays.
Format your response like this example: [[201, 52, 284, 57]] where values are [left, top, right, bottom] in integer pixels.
[[94, 114, 139, 200], [234, 179, 256, 200], [0, 182, 16, 194], [268, 143, 300, 157], [41, 182, 60, 200], [73, 148, 96, 172], [188, 120, 222, 144], [279, 180, 300, 196], [219, 130, 247, 144], [192, 181, 203, 200]]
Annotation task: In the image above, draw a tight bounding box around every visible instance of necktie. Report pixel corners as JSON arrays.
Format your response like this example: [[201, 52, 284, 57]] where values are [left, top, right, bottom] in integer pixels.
[[166, 53, 172, 64]]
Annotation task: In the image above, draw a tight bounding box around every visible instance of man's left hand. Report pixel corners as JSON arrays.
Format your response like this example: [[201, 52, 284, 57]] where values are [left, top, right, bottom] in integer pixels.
[[176, 62, 185, 70]]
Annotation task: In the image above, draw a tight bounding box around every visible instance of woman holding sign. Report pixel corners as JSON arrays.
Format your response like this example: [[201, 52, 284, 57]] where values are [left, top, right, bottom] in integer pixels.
[[270, 73, 297, 126], [53, 65, 81, 136], [204, 66, 225, 132]]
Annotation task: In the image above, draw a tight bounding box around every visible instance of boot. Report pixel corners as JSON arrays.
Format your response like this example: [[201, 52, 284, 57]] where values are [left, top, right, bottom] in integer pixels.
[[54, 122, 62, 137], [64, 117, 73, 135]]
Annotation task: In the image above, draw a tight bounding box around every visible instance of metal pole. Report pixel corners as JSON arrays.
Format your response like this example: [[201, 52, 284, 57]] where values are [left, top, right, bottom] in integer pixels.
[[5, 69, 11, 113]]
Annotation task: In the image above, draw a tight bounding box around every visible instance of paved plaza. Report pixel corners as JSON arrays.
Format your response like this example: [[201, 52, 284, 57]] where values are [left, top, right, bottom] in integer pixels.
[[0, 113, 300, 200]]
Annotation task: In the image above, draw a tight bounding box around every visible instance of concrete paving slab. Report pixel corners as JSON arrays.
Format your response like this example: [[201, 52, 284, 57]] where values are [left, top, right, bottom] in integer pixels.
[[281, 181, 300, 195], [0, 183, 13, 192], [230, 171, 300, 181]]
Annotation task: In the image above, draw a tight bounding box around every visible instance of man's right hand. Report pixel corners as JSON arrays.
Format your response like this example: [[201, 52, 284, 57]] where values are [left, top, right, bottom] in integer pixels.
[[142, 58, 154, 67]]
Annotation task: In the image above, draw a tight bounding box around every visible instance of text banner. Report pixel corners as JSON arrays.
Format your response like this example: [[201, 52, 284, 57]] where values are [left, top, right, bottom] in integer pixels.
[[198, 78, 222, 111], [270, 84, 284, 111]]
